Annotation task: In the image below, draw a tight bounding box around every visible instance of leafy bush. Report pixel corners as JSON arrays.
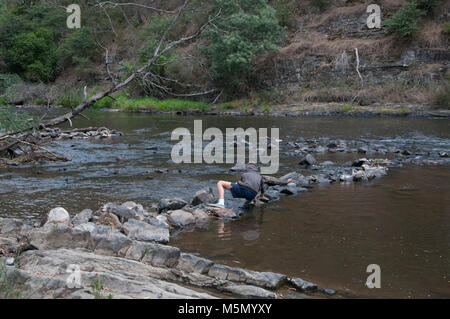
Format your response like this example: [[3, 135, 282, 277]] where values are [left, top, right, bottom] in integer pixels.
[[0, 73, 22, 94], [202, 0, 283, 94], [385, 0, 441, 39], [4, 28, 57, 82], [271, 0, 295, 27], [442, 22, 450, 35], [57, 27, 99, 67], [0, 106, 38, 133], [385, 1, 425, 39]]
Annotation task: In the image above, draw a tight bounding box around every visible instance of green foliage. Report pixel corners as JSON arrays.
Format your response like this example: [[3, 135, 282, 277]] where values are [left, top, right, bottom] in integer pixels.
[[442, 22, 450, 35], [0, 74, 22, 94], [202, 0, 283, 93], [93, 93, 210, 112], [385, 0, 441, 39], [57, 27, 99, 67], [4, 28, 57, 82], [0, 106, 38, 133], [0, 96, 9, 106], [415, 0, 441, 13], [271, 0, 295, 27], [385, 1, 424, 39], [55, 91, 83, 108]]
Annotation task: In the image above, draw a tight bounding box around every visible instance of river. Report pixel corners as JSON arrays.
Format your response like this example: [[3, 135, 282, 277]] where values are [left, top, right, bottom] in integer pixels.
[[0, 110, 449, 298]]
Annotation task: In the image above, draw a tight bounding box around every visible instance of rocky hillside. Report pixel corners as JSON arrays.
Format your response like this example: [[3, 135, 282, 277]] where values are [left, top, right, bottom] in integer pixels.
[[0, 0, 449, 110], [254, 0, 450, 107]]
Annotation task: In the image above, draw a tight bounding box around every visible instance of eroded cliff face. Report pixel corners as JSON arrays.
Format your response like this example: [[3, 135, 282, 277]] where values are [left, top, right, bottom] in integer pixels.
[[255, 1, 449, 105]]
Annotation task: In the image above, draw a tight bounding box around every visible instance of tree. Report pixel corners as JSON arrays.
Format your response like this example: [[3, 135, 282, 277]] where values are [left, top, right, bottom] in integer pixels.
[[4, 28, 57, 82], [201, 0, 283, 93]]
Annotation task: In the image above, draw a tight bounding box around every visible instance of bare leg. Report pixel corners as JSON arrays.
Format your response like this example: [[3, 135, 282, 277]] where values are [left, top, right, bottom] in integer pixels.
[[217, 180, 232, 199]]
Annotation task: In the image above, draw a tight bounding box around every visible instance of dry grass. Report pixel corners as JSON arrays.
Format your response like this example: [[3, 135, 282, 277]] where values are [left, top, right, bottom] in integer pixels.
[[296, 82, 444, 105], [303, 3, 367, 28], [414, 22, 448, 48], [276, 35, 398, 61]]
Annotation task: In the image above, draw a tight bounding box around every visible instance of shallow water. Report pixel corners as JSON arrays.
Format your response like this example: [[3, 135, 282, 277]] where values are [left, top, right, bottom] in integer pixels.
[[0, 110, 449, 298]]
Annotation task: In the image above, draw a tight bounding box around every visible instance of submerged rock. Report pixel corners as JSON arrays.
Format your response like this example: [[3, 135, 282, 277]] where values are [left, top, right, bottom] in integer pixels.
[[206, 206, 238, 219]]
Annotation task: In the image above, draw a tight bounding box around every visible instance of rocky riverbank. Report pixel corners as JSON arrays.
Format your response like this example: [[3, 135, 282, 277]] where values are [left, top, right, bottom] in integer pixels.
[[0, 200, 336, 299], [99, 102, 450, 118]]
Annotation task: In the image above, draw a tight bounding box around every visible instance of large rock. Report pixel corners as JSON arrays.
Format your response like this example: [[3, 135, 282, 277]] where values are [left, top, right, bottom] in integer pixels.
[[29, 223, 91, 251], [72, 209, 92, 226], [15, 248, 214, 299], [46, 207, 71, 226], [262, 175, 288, 186], [102, 202, 145, 222], [122, 219, 169, 243], [177, 253, 214, 274], [208, 264, 286, 289], [141, 243, 180, 268], [167, 210, 195, 227], [299, 154, 316, 166], [192, 209, 210, 222], [0, 218, 31, 236], [191, 187, 216, 206], [97, 212, 121, 229], [289, 277, 318, 292], [157, 198, 187, 213]]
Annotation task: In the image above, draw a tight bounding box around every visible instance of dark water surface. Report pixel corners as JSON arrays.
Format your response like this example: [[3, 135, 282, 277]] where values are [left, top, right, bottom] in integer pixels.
[[0, 111, 449, 298]]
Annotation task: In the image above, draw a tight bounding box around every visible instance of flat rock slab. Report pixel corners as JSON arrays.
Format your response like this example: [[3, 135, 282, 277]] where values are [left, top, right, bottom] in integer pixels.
[[206, 206, 238, 219], [223, 285, 276, 299], [122, 219, 169, 243], [16, 248, 214, 299], [208, 264, 286, 289], [177, 253, 214, 275], [289, 277, 318, 292]]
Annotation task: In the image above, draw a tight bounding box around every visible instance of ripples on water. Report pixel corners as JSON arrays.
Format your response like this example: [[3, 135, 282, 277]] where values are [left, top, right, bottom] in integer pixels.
[[0, 111, 449, 298]]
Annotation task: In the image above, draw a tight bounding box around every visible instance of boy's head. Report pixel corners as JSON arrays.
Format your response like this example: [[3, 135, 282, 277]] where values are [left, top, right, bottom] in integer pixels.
[[246, 162, 260, 172]]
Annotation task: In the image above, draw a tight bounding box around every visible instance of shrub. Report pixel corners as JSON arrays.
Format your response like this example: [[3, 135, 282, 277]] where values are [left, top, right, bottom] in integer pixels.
[[442, 22, 450, 35], [271, 0, 295, 27], [385, 0, 441, 39], [0, 73, 22, 94], [4, 28, 57, 82], [57, 27, 99, 67], [385, 1, 425, 39], [202, 0, 283, 94]]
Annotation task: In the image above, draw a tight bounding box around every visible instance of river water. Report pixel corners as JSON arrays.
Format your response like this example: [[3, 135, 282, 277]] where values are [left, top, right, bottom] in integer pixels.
[[0, 110, 449, 298]]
